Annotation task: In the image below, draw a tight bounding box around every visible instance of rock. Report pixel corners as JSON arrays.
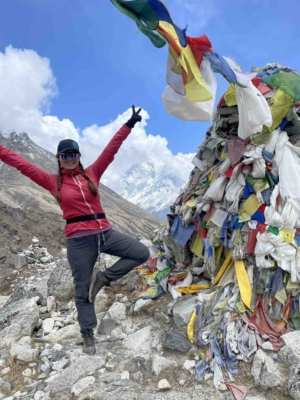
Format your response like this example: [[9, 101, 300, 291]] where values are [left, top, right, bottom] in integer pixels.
[[94, 291, 108, 314], [47, 296, 56, 312], [280, 332, 300, 364], [34, 390, 45, 400], [106, 364, 114, 371], [163, 330, 192, 353], [288, 364, 300, 400], [164, 234, 192, 264], [121, 371, 129, 380], [17, 348, 39, 363], [42, 318, 55, 335], [10, 338, 32, 357], [154, 309, 171, 324], [107, 302, 126, 321], [47, 260, 75, 302], [0, 298, 39, 349], [123, 326, 152, 354], [22, 368, 32, 377], [5, 285, 43, 305], [0, 377, 11, 391], [45, 356, 105, 394], [183, 359, 195, 372], [121, 270, 140, 292], [71, 376, 95, 396], [158, 379, 171, 391], [0, 367, 10, 375], [179, 379, 185, 386], [16, 254, 27, 269], [251, 349, 285, 387], [152, 355, 177, 376], [172, 295, 198, 328], [52, 358, 69, 371], [0, 297, 9, 309], [278, 345, 300, 364], [133, 298, 152, 313], [133, 371, 143, 383], [97, 318, 120, 335], [218, 383, 227, 392], [44, 324, 80, 343]]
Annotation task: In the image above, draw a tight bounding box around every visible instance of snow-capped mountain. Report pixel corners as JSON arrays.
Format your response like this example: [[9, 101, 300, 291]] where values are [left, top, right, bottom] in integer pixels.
[[119, 154, 189, 220]]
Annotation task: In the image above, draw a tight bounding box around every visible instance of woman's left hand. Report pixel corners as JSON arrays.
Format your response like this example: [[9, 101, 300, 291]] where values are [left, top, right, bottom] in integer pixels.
[[125, 105, 142, 128]]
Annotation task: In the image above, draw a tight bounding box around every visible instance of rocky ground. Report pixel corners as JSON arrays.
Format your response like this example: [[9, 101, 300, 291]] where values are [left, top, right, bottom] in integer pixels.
[[0, 237, 298, 400]]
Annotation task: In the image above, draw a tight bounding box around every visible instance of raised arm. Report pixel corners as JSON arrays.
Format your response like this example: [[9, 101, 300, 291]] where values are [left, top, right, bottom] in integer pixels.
[[87, 106, 142, 182], [0, 145, 56, 193]]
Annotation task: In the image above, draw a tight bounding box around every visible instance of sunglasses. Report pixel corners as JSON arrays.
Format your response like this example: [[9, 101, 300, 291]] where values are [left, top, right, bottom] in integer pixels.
[[60, 152, 81, 161]]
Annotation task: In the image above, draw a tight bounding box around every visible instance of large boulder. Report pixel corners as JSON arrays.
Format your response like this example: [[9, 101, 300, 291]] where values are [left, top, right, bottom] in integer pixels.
[[47, 259, 75, 302], [0, 297, 39, 349], [45, 356, 105, 394]]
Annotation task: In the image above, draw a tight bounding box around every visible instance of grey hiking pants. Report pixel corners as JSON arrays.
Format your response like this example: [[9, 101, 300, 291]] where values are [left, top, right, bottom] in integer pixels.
[[67, 228, 150, 333]]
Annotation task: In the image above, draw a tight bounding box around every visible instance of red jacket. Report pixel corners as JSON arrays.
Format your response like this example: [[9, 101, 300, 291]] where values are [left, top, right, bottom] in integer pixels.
[[0, 125, 131, 237]]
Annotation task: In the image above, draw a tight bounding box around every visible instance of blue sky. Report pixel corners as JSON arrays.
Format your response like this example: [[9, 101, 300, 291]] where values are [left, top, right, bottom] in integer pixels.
[[0, 0, 299, 192]]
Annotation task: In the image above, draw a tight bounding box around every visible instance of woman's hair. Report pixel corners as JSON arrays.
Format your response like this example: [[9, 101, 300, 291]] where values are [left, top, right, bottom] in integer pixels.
[[55, 160, 98, 202]]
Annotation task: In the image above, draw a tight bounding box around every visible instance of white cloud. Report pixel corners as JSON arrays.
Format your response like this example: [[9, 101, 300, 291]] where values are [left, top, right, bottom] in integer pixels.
[[170, 0, 220, 35], [0, 46, 79, 152], [80, 112, 194, 192], [0, 46, 194, 197]]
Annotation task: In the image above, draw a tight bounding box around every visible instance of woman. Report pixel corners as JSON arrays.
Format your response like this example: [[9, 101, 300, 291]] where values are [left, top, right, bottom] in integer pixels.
[[0, 106, 150, 355]]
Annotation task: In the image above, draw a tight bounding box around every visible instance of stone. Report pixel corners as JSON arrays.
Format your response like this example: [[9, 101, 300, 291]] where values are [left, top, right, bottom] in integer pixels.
[[42, 318, 55, 335], [47, 296, 56, 313], [0, 297, 39, 351], [16, 254, 27, 269], [47, 260, 75, 302], [278, 345, 300, 364], [133, 298, 152, 313], [121, 371, 129, 380], [179, 379, 185, 386], [154, 309, 171, 324], [123, 326, 152, 354], [45, 356, 105, 394], [97, 318, 120, 335], [107, 302, 126, 321], [5, 285, 43, 305], [0, 367, 10, 375], [0, 297, 9, 309], [163, 330, 192, 353], [10, 339, 32, 358], [280, 332, 300, 364], [71, 376, 95, 396], [158, 379, 171, 391], [183, 359, 195, 372], [133, 371, 143, 383], [288, 364, 300, 400], [44, 323, 80, 343], [106, 364, 114, 371], [22, 368, 32, 377], [152, 355, 177, 376], [17, 348, 39, 363], [0, 377, 11, 391], [34, 390, 45, 400], [94, 291, 108, 314], [251, 349, 285, 387], [52, 358, 69, 371], [219, 383, 227, 392], [172, 295, 198, 328]]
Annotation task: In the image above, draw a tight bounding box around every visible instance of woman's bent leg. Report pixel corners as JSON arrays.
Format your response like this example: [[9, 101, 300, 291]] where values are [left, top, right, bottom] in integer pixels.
[[101, 229, 150, 282]]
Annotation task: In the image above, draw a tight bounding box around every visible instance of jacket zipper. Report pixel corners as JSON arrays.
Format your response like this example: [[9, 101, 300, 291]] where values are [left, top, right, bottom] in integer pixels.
[[72, 174, 102, 229]]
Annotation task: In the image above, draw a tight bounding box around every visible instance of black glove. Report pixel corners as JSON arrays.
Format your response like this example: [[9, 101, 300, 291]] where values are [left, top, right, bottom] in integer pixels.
[[125, 105, 142, 129]]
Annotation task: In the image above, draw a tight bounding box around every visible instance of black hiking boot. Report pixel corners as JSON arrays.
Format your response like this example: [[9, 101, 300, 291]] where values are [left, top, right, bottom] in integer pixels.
[[82, 329, 96, 355], [88, 268, 110, 303]]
